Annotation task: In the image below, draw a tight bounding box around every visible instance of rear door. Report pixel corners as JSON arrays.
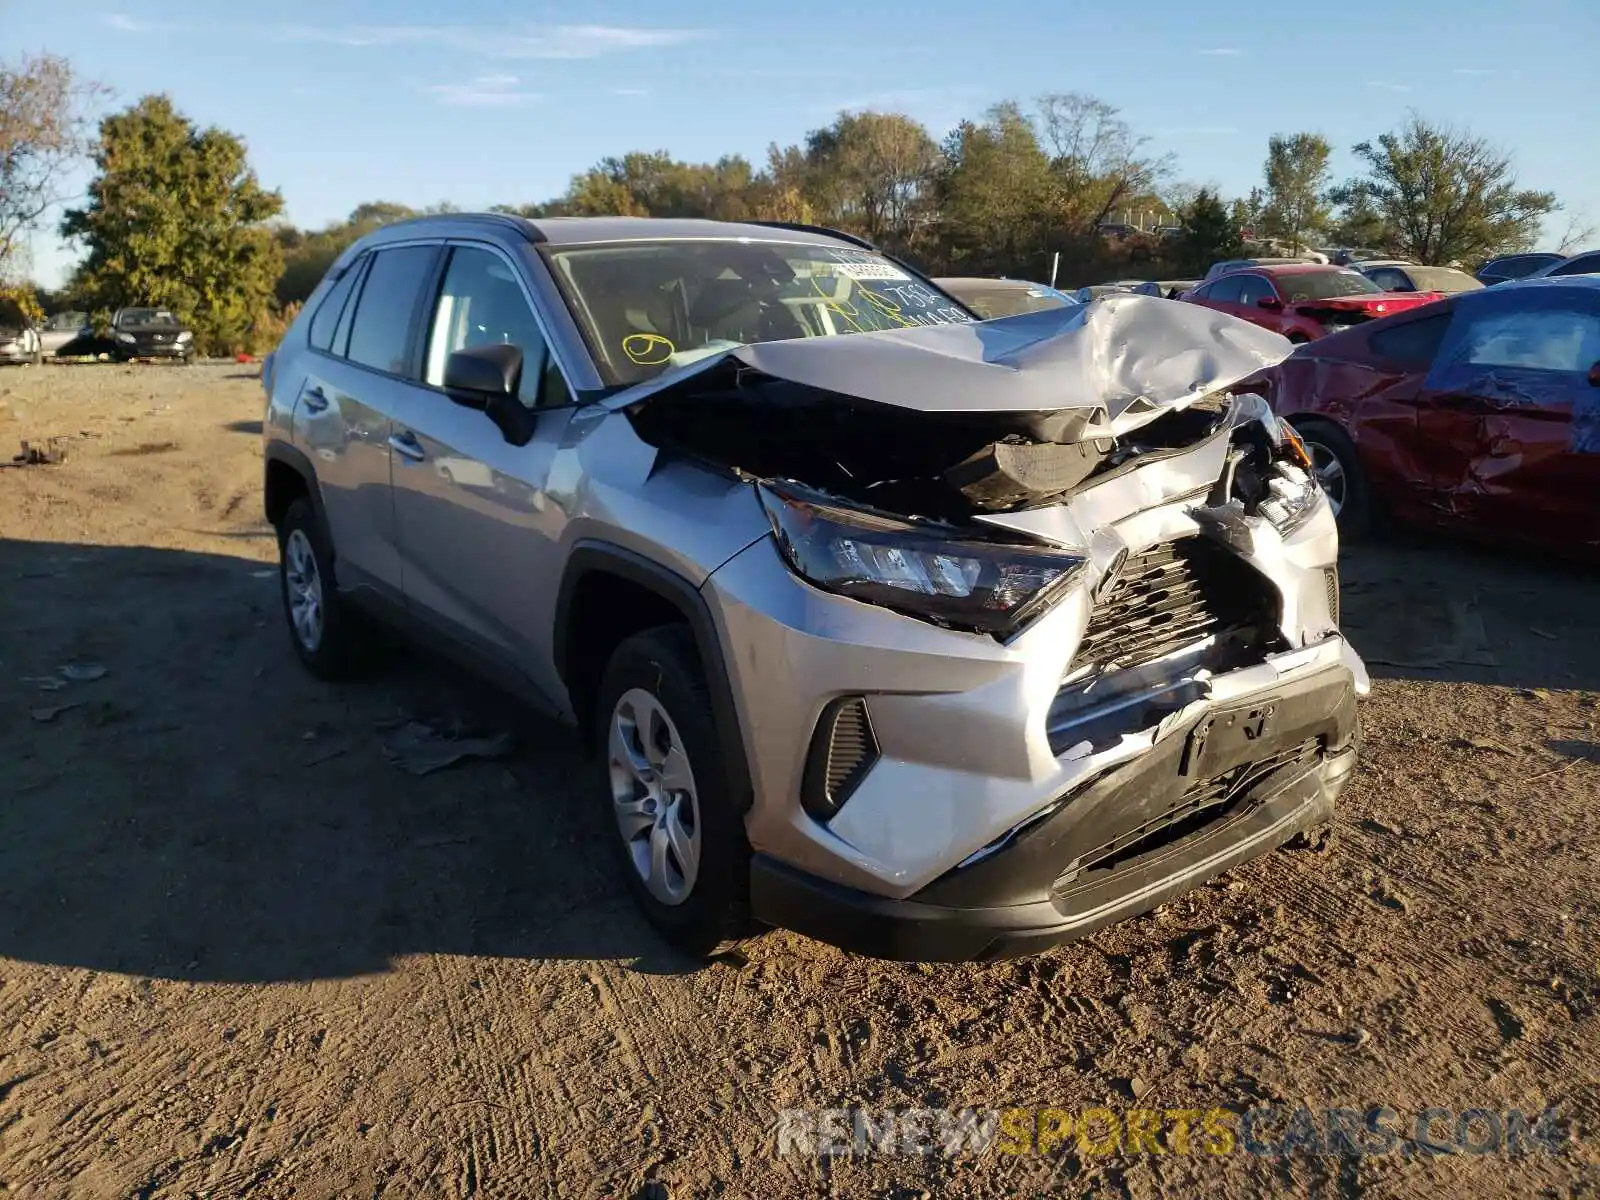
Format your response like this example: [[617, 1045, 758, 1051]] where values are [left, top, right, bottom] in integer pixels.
[[1415, 290, 1600, 544], [292, 243, 442, 597], [387, 242, 576, 700]]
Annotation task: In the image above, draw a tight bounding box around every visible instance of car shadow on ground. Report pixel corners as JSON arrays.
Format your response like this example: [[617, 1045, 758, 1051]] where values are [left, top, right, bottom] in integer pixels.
[[223, 419, 263, 434], [0, 538, 708, 985], [2, 534, 1593, 987], [1338, 533, 1600, 692]]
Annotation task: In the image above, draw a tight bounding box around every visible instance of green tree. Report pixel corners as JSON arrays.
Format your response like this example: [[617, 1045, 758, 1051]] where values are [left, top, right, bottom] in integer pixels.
[[785, 111, 940, 247], [935, 103, 1059, 274], [1, 54, 103, 279], [1036, 92, 1172, 236], [1332, 114, 1556, 265], [1261, 132, 1332, 253], [62, 94, 283, 351], [1173, 188, 1242, 274]]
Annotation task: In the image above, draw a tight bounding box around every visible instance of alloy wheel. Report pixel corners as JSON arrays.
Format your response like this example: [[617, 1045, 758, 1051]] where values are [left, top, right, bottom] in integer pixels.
[[283, 528, 324, 652], [607, 687, 702, 906]]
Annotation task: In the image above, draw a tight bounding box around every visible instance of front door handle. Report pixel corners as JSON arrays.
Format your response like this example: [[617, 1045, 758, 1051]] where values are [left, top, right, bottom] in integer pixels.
[[388, 430, 426, 462], [302, 385, 329, 413]]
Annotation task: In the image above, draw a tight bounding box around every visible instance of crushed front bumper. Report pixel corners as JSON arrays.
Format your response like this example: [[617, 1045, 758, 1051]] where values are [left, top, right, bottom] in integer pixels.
[[751, 662, 1358, 961]]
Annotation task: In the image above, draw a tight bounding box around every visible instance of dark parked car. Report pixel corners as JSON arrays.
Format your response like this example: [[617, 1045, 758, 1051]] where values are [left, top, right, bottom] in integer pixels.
[[933, 277, 1077, 319], [1527, 250, 1600, 280], [1251, 277, 1600, 557], [111, 307, 196, 363], [1475, 253, 1565, 286]]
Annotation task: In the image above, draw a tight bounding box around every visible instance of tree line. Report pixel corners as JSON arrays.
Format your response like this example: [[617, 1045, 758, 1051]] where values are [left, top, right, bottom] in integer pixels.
[[0, 52, 1579, 355]]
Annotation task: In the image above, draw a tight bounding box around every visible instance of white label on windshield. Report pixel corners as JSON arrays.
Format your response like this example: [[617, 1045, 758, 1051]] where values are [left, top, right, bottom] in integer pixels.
[[831, 261, 912, 282]]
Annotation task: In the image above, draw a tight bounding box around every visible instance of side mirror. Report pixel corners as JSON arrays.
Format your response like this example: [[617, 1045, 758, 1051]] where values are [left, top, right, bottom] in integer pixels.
[[443, 343, 523, 410], [1256, 296, 1283, 311], [1588, 360, 1600, 388]]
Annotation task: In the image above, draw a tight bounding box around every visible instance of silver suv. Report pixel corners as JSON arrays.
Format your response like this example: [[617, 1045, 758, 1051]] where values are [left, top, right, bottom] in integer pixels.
[[261, 214, 1367, 961]]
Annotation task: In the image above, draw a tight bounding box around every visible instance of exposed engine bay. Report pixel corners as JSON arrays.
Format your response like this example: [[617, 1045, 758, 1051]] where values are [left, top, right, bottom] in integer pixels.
[[628, 369, 1255, 522]]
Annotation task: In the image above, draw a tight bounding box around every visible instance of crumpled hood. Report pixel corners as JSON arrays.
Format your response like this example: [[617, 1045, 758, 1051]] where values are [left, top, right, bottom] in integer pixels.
[[612, 295, 1295, 439]]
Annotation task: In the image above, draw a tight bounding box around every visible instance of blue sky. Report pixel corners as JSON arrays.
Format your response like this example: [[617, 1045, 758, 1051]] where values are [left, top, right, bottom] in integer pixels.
[[11, 0, 1598, 286]]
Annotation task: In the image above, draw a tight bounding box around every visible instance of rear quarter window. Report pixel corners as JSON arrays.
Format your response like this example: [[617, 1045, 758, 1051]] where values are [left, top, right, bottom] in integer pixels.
[[309, 261, 363, 353]]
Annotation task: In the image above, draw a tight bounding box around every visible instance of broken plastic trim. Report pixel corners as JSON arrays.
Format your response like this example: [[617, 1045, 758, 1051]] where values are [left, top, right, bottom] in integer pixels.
[[758, 480, 1087, 638]]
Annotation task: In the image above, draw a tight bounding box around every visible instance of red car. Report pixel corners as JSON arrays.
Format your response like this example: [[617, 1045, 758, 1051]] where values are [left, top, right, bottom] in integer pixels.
[[1248, 277, 1600, 558], [1184, 264, 1439, 343]]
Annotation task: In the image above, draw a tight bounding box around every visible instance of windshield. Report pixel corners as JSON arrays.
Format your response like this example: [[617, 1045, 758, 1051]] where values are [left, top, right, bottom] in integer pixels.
[[543, 240, 975, 385], [117, 308, 182, 329], [1279, 270, 1383, 303], [1405, 266, 1483, 294]]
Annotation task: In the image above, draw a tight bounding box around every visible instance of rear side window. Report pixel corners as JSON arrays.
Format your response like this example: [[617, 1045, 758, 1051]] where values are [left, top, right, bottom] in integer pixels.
[[1206, 276, 1245, 304], [309, 260, 362, 353], [345, 245, 438, 377], [1367, 313, 1451, 366]]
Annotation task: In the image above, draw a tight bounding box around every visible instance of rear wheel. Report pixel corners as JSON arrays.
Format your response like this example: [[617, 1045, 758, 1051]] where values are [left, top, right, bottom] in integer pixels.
[[275, 498, 378, 678], [1292, 418, 1372, 537], [594, 625, 751, 957]]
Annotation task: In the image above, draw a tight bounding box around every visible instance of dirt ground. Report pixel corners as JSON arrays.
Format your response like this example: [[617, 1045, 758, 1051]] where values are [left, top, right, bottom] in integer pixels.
[[1, 363, 1597, 1199]]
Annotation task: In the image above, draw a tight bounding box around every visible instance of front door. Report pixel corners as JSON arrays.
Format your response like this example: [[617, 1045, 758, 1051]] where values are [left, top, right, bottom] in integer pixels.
[[388, 243, 574, 702]]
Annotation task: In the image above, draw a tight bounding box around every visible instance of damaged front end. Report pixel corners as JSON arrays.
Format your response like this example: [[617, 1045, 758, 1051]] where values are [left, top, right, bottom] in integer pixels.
[[615, 296, 1327, 644]]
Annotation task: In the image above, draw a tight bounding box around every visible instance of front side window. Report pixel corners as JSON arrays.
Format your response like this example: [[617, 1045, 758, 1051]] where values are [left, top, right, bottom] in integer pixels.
[[424, 246, 549, 408], [116, 308, 182, 330], [542, 240, 974, 386], [345, 245, 438, 377], [1235, 275, 1277, 307]]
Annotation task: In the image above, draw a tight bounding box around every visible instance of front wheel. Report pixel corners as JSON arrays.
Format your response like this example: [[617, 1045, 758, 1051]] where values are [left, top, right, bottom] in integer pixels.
[[1293, 418, 1372, 537], [594, 626, 751, 957]]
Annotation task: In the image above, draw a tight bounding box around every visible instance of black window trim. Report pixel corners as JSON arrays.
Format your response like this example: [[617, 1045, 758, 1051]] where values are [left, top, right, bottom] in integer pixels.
[[309, 253, 365, 355], [316, 238, 445, 385], [416, 238, 582, 409]]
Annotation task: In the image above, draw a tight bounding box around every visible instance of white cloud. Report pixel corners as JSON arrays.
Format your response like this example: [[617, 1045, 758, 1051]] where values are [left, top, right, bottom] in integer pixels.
[[428, 74, 540, 106], [103, 13, 147, 31], [1366, 80, 1414, 93], [611, 87, 651, 97], [1197, 47, 1243, 56], [279, 22, 704, 59]]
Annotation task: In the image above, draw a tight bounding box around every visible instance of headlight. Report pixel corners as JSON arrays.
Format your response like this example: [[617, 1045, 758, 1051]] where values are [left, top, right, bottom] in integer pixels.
[[758, 482, 1085, 636], [1257, 459, 1323, 535], [1217, 398, 1326, 538], [176, 330, 193, 343], [115, 332, 136, 343]]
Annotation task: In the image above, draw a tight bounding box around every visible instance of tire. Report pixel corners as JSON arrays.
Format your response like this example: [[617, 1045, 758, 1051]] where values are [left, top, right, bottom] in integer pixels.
[[275, 497, 377, 679], [1292, 418, 1372, 538], [593, 625, 751, 957]]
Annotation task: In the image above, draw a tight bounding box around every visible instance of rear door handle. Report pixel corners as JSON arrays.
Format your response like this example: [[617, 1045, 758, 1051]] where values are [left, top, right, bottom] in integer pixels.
[[302, 385, 329, 413], [388, 430, 426, 462]]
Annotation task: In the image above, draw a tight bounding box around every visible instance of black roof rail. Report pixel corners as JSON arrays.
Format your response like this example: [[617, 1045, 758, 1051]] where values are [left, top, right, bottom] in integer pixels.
[[743, 221, 877, 251], [366, 211, 547, 243]]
